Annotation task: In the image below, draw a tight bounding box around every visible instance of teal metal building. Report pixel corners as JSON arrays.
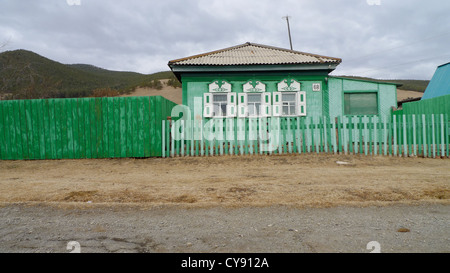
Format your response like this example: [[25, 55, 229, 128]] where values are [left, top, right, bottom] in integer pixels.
[[421, 62, 450, 100]]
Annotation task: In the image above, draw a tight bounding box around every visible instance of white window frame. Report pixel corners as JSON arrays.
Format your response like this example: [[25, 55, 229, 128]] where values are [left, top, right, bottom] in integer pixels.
[[238, 92, 271, 118], [281, 92, 297, 116], [204, 92, 236, 118], [247, 93, 263, 117], [273, 91, 306, 117], [212, 93, 228, 118]]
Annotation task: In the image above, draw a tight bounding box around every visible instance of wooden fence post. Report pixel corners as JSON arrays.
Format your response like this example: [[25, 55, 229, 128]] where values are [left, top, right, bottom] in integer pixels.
[[335, 117, 339, 153]]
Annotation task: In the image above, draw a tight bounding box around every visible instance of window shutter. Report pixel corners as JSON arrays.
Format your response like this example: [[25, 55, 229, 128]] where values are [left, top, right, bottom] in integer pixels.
[[272, 92, 282, 117], [238, 93, 248, 118], [261, 92, 272, 117], [227, 93, 237, 117], [203, 93, 213, 118], [297, 91, 306, 116]]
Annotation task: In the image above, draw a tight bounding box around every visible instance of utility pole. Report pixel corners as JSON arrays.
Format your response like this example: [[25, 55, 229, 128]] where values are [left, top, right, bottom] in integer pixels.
[[282, 15, 293, 50]]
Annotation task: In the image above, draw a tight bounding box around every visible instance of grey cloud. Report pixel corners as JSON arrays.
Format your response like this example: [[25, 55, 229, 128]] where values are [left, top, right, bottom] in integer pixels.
[[0, 0, 448, 79]]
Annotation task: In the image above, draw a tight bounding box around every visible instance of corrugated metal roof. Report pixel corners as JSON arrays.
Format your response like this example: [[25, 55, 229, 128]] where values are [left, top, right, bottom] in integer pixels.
[[168, 42, 342, 66], [421, 62, 450, 100]]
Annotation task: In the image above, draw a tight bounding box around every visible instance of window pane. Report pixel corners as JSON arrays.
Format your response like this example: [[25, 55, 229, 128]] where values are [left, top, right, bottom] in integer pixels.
[[255, 103, 261, 115], [282, 106, 289, 115], [248, 102, 261, 116], [213, 104, 221, 116], [221, 104, 227, 116], [344, 94, 351, 115], [213, 103, 227, 116], [248, 105, 255, 116], [213, 104, 220, 116], [248, 94, 262, 103], [282, 93, 296, 102], [290, 105, 296, 115], [344, 93, 378, 115], [213, 94, 227, 102]]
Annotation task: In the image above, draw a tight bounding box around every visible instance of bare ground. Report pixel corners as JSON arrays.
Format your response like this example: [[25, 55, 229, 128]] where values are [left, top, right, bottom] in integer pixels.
[[1, 154, 449, 253], [0, 154, 448, 208], [120, 79, 182, 104]]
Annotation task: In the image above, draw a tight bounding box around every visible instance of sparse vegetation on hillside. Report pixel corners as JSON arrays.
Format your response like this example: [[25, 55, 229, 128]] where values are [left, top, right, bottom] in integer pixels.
[[167, 75, 182, 88], [0, 49, 176, 99], [382, 80, 429, 92], [139, 78, 164, 90], [138, 74, 181, 90], [90, 87, 120, 97]]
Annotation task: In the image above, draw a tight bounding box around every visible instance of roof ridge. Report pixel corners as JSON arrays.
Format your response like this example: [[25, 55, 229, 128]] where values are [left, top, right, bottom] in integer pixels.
[[245, 42, 342, 62], [168, 43, 250, 65], [168, 42, 342, 66], [437, 61, 450, 68]]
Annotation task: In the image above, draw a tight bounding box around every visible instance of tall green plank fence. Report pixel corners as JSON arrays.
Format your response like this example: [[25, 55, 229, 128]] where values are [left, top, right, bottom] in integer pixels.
[[395, 94, 450, 116], [162, 114, 449, 158], [0, 96, 177, 160]]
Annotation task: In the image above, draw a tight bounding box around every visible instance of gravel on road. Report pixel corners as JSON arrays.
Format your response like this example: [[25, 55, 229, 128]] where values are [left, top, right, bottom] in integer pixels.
[[0, 203, 448, 253]]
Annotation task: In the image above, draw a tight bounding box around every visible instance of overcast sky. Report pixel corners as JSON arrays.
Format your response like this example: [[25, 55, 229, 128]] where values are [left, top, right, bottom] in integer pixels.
[[1, 0, 449, 80]]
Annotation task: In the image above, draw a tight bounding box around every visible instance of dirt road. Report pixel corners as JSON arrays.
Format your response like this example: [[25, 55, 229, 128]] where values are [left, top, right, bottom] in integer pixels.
[[0, 154, 448, 253], [0, 204, 448, 253]]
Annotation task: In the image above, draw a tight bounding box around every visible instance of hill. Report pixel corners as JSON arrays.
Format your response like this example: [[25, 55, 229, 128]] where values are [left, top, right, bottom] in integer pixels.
[[0, 49, 176, 99]]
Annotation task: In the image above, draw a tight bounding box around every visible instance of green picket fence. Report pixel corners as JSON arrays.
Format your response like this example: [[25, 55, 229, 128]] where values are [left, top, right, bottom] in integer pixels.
[[0, 96, 176, 160], [162, 114, 449, 158]]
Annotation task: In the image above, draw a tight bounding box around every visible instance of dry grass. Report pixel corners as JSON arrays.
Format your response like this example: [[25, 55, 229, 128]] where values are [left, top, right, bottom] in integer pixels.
[[120, 79, 182, 104], [396, 89, 423, 101], [397, 228, 411, 233], [0, 154, 449, 208]]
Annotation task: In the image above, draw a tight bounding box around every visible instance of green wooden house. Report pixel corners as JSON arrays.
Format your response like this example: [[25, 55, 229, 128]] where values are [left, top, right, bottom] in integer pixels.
[[168, 42, 397, 120]]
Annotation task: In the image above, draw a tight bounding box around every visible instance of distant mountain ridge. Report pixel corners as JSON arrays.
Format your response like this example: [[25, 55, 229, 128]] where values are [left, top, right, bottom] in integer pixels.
[[0, 49, 173, 99]]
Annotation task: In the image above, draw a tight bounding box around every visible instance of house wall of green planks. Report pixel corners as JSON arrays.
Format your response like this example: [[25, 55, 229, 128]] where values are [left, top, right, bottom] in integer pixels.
[[0, 96, 177, 160]]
